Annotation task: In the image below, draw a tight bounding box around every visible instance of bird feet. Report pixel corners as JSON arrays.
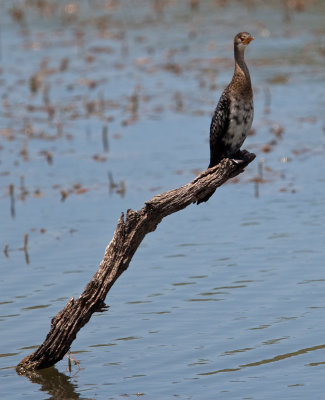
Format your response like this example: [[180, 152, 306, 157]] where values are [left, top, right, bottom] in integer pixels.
[[231, 149, 253, 164], [232, 158, 244, 165], [231, 150, 246, 165]]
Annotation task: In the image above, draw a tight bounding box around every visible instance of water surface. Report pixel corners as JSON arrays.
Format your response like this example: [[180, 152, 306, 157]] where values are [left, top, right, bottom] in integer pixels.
[[1, 1, 325, 399]]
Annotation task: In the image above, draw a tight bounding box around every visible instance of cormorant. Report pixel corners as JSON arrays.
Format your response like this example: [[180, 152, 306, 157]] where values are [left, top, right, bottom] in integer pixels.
[[197, 32, 254, 204]]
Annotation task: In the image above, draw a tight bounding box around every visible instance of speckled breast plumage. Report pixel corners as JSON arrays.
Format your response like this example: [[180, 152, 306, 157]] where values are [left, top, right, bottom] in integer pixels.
[[222, 97, 254, 155]]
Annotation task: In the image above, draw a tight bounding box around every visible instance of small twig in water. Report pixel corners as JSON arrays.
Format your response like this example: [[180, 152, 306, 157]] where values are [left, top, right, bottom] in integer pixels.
[[65, 352, 81, 372], [9, 184, 15, 218], [23, 233, 30, 265], [108, 171, 118, 193], [102, 125, 109, 153], [3, 245, 9, 258]]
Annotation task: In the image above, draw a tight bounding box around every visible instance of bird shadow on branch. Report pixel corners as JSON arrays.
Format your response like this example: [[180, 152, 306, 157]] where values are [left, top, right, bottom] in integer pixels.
[[16, 149, 255, 374]]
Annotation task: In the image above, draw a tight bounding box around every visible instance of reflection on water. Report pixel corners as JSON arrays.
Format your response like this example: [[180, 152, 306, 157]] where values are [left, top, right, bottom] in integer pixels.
[[17, 367, 84, 400], [1, 0, 325, 399], [199, 343, 325, 376]]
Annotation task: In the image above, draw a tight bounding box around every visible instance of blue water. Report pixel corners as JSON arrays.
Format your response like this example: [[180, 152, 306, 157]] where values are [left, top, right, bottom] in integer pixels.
[[1, 1, 325, 399]]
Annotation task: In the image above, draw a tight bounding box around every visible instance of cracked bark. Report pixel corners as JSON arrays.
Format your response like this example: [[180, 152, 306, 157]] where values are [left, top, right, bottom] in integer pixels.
[[16, 150, 255, 373]]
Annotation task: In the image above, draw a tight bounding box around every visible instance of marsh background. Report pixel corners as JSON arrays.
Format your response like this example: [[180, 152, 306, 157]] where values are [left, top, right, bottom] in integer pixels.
[[1, 0, 325, 399]]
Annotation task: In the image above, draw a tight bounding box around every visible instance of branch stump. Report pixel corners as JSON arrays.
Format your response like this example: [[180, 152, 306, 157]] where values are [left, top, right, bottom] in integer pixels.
[[17, 150, 255, 373]]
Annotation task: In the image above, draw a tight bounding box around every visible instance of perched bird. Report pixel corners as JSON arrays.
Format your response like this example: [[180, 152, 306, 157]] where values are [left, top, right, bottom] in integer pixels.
[[197, 32, 254, 204]]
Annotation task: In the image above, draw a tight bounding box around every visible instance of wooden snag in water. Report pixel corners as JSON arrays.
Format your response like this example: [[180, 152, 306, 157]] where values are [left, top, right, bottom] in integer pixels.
[[16, 150, 255, 373]]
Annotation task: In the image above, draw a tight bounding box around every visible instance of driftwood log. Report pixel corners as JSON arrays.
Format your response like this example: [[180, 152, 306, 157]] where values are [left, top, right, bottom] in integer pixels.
[[17, 150, 255, 373]]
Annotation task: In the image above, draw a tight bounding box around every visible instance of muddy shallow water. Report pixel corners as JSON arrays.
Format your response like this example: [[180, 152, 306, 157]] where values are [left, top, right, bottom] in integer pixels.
[[1, 1, 325, 399]]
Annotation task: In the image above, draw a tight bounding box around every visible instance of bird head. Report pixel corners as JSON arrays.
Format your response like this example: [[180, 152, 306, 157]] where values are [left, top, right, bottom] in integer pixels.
[[234, 32, 254, 49]]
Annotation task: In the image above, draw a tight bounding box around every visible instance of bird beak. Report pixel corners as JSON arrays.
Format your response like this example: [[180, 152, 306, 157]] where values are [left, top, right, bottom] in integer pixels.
[[244, 36, 254, 45]]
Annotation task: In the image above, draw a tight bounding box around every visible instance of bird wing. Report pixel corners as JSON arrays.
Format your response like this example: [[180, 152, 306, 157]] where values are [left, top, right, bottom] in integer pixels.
[[209, 90, 230, 168]]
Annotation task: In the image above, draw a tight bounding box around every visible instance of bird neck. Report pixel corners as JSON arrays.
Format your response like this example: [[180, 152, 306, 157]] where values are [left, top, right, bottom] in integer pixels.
[[232, 46, 251, 91]]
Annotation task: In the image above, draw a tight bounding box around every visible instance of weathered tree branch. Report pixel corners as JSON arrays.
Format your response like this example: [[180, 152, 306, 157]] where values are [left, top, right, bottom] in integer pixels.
[[16, 150, 255, 373]]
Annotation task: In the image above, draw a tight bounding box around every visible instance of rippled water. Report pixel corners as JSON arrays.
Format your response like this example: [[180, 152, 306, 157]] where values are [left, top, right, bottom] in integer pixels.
[[1, 1, 325, 399]]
